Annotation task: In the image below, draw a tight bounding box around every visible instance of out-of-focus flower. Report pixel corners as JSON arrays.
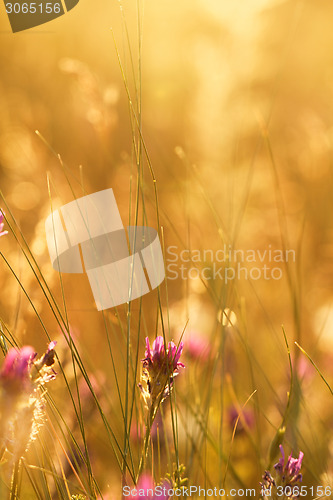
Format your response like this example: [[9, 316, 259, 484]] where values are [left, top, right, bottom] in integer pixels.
[[127, 474, 169, 499], [228, 406, 255, 433], [0, 342, 57, 460], [0, 346, 35, 388], [0, 210, 8, 237], [261, 445, 304, 499], [140, 336, 184, 408], [186, 333, 210, 361], [292, 356, 314, 383]]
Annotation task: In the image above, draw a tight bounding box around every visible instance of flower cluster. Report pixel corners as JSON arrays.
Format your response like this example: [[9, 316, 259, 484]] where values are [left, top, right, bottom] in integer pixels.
[[140, 336, 184, 408], [261, 445, 304, 499], [0, 342, 57, 461], [0, 210, 8, 238], [274, 445, 304, 486]]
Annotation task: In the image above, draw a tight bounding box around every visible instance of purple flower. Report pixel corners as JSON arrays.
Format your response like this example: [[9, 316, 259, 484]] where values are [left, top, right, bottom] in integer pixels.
[[167, 341, 185, 370], [0, 346, 35, 388], [0, 343, 58, 391], [141, 337, 184, 406], [0, 210, 8, 237], [0, 343, 58, 459], [274, 445, 304, 485], [145, 336, 184, 371], [145, 336, 163, 363], [261, 446, 304, 499]]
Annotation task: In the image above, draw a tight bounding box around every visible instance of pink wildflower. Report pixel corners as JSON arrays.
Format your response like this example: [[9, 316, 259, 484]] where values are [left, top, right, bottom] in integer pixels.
[[0, 343, 57, 459], [0, 210, 8, 237], [261, 445, 304, 499], [0, 346, 35, 392], [0, 346, 35, 379], [274, 445, 304, 485], [140, 336, 184, 407], [144, 336, 184, 371]]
